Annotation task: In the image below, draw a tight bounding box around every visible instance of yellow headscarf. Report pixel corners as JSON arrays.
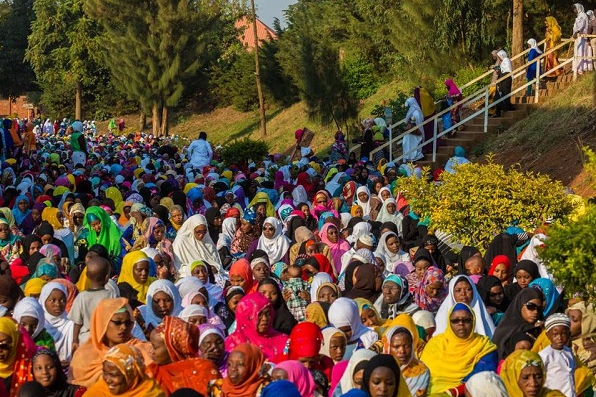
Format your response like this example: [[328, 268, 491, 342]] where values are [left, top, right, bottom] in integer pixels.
[[117, 251, 155, 303], [42, 207, 63, 230], [355, 297, 383, 329], [305, 302, 329, 328], [417, 87, 436, 117], [545, 16, 562, 44], [160, 197, 175, 211], [24, 278, 47, 297], [247, 192, 275, 218], [381, 313, 425, 357], [76, 267, 90, 292], [420, 303, 497, 394], [0, 317, 19, 378], [0, 208, 16, 227], [183, 183, 198, 195], [106, 187, 123, 212], [501, 350, 565, 397]]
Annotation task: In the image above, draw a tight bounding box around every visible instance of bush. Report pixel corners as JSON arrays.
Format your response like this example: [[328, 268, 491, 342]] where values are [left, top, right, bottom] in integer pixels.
[[434, 65, 491, 98], [343, 56, 381, 100], [370, 92, 409, 132], [540, 147, 596, 299], [394, 155, 575, 250], [220, 138, 269, 167]]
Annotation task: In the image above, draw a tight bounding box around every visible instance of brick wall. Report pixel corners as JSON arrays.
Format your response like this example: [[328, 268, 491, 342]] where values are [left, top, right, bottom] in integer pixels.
[[0, 96, 36, 119]]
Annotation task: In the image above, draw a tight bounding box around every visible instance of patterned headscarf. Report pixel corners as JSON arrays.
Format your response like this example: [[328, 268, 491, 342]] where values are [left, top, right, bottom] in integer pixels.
[[153, 316, 200, 362]]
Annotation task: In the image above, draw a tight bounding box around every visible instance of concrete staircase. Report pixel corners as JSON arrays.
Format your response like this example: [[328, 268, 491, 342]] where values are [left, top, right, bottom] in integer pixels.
[[414, 73, 576, 169]]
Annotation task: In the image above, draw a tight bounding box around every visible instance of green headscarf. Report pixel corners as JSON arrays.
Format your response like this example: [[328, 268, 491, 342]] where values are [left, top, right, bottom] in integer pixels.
[[83, 206, 122, 257]]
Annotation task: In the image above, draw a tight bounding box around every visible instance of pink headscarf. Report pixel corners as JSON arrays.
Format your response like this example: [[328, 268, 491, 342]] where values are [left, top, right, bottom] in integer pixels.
[[275, 360, 316, 397], [224, 292, 288, 362], [445, 79, 461, 96], [319, 223, 350, 274]]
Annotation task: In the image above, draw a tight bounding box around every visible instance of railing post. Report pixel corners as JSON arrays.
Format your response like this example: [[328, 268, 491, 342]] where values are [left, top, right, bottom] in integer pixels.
[[389, 126, 393, 163], [573, 37, 578, 82], [483, 90, 489, 133], [535, 58, 540, 104], [432, 119, 437, 163]]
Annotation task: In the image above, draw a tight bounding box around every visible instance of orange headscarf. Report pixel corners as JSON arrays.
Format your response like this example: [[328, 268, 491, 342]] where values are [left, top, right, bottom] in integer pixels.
[[70, 298, 153, 388], [82, 344, 166, 397], [52, 279, 77, 313], [229, 259, 254, 293], [222, 343, 265, 397]]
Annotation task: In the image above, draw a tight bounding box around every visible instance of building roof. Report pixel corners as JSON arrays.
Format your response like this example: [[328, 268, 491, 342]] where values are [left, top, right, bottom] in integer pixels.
[[235, 16, 278, 50]]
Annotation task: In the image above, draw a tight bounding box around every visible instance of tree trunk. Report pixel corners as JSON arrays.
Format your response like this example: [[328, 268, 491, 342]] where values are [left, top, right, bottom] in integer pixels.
[[160, 106, 168, 136], [139, 110, 146, 131], [250, 0, 266, 137], [75, 81, 83, 120], [512, 0, 524, 69], [152, 102, 161, 136]]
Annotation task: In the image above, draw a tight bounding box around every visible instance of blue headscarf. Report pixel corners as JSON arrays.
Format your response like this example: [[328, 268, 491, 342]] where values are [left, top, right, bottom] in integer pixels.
[[529, 278, 560, 317], [243, 207, 256, 225], [12, 195, 31, 226], [261, 380, 301, 397], [318, 211, 334, 231], [187, 187, 203, 204]]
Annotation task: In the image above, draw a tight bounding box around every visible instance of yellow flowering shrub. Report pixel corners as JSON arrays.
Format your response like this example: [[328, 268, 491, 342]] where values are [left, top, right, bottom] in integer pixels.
[[394, 156, 574, 251]]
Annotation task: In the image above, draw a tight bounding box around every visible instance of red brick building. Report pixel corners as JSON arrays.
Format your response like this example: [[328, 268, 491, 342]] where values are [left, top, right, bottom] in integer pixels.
[[0, 96, 36, 118], [235, 16, 278, 50]]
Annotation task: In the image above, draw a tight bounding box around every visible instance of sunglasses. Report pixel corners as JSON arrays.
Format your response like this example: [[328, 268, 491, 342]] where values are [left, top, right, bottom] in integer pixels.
[[110, 319, 134, 328], [450, 318, 473, 325], [263, 226, 276, 231], [524, 302, 542, 312]]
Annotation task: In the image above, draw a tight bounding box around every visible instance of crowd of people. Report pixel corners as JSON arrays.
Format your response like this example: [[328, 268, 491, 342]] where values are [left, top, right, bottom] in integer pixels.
[[0, 112, 592, 397]]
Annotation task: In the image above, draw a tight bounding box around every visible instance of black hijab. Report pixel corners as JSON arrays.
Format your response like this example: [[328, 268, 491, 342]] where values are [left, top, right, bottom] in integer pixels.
[[152, 204, 171, 227], [258, 277, 297, 335], [492, 287, 544, 359], [21, 235, 42, 264], [33, 348, 80, 397], [286, 216, 306, 244], [363, 354, 402, 397], [343, 262, 380, 302], [205, 207, 221, 244], [457, 246, 480, 275], [484, 233, 518, 269], [504, 260, 540, 301], [477, 275, 509, 312]]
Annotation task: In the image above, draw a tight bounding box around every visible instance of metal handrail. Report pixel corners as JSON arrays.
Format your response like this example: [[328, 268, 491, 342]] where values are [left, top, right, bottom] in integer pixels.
[[459, 39, 547, 92], [364, 38, 574, 160], [394, 52, 577, 164]]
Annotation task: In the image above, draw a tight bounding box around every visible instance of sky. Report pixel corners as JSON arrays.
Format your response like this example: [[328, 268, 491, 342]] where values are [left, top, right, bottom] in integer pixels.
[[255, 0, 297, 28]]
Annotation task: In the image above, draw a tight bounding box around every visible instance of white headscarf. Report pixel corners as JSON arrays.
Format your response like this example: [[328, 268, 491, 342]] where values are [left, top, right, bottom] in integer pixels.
[[141, 247, 160, 260], [498, 50, 513, 73], [325, 172, 345, 197], [328, 298, 378, 347], [175, 277, 205, 304], [346, 221, 372, 245], [13, 297, 45, 338], [527, 38, 543, 54], [173, 214, 224, 277], [375, 231, 410, 274], [465, 371, 508, 397], [310, 272, 333, 303], [337, 349, 377, 394], [376, 198, 404, 232], [292, 185, 308, 206], [217, 217, 237, 250], [377, 187, 392, 202], [434, 275, 496, 338], [39, 282, 75, 362], [574, 4, 589, 34], [138, 279, 182, 327], [405, 97, 424, 134], [178, 304, 208, 322], [257, 217, 291, 263], [588, 10, 595, 20], [354, 186, 372, 219]]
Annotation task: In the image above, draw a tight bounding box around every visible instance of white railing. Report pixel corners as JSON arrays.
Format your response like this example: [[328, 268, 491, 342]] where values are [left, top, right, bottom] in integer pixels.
[[353, 37, 585, 163]]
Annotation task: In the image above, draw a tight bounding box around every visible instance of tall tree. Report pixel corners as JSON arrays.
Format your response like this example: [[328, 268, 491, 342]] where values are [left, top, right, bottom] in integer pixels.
[[0, 0, 36, 99], [86, 0, 221, 136], [26, 0, 100, 119]]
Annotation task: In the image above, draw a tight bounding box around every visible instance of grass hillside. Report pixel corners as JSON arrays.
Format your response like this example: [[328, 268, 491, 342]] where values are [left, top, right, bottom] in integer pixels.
[[473, 75, 596, 195]]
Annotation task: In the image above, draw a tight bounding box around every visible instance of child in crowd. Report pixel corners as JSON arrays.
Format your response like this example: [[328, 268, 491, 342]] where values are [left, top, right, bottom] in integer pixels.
[[69, 257, 117, 346], [283, 264, 310, 322], [538, 313, 576, 397]]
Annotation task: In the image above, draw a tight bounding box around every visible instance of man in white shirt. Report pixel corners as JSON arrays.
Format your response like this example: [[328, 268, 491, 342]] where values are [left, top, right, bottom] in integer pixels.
[[187, 131, 213, 171]]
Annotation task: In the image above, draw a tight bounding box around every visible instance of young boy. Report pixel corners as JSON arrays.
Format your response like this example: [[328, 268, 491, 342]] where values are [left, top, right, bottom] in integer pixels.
[[69, 257, 118, 347], [282, 264, 310, 322], [538, 313, 576, 397]]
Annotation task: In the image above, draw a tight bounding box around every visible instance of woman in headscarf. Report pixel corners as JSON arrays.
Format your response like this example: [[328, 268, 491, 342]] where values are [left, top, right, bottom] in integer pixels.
[[444, 79, 463, 134], [567, 300, 596, 373], [247, 192, 276, 218], [376, 198, 404, 233], [504, 260, 541, 302], [136, 280, 182, 339], [333, 348, 377, 397], [204, 207, 222, 245], [169, 205, 185, 235], [320, 327, 347, 364], [42, 208, 74, 263], [328, 298, 378, 357], [488, 254, 512, 286], [81, 344, 165, 397], [217, 217, 238, 252], [319, 223, 350, 275], [231, 208, 259, 256], [401, 97, 425, 162], [83, 206, 123, 263], [361, 354, 413, 397], [500, 350, 565, 397], [147, 316, 220, 395], [494, 50, 515, 117], [355, 298, 383, 332], [296, 173, 317, 201], [222, 343, 266, 397], [197, 324, 228, 377], [117, 251, 156, 304], [374, 275, 419, 321], [545, 16, 563, 77], [39, 282, 75, 366], [274, 360, 317, 397], [343, 262, 380, 302], [189, 260, 224, 307], [70, 298, 153, 388], [0, 219, 21, 265], [214, 286, 245, 333], [0, 317, 36, 397], [375, 232, 411, 276], [413, 266, 447, 314], [353, 186, 378, 221], [20, 234, 42, 269], [132, 217, 172, 261], [476, 275, 509, 326], [526, 38, 543, 95], [434, 274, 495, 338], [172, 214, 223, 278], [280, 322, 335, 380], [11, 194, 31, 229], [493, 287, 544, 360], [31, 348, 85, 397], [13, 297, 56, 350], [573, 3, 592, 75], [421, 303, 497, 395], [225, 292, 288, 361], [0, 207, 22, 238], [257, 278, 297, 335], [229, 259, 254, 293], [253, 217, 290, 264], [529, 278, 561, 318]]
